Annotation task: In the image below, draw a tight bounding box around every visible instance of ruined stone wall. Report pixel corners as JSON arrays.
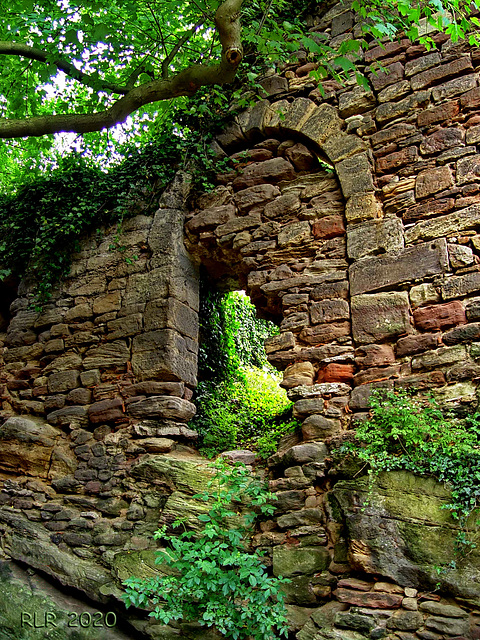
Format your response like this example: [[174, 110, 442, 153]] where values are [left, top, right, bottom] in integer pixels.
[[1, 3, 480, 639]]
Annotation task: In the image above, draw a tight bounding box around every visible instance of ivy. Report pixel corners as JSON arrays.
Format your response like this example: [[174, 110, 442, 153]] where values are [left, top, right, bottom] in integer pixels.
[[122, 460, 290, 640], [193, 283, 299, 458], [340, 390, 480, 551]]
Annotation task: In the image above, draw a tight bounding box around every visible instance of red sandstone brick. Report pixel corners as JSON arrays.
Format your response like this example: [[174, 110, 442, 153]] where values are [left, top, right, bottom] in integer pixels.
[[417, 100, 460, 127], [413, 301, 466, 331], [376, 146, 418, 173], [396, 333, 441, 358], [334, 588, 403, 609], [316, 363, 354, 384], [312, 215, 345, 239]]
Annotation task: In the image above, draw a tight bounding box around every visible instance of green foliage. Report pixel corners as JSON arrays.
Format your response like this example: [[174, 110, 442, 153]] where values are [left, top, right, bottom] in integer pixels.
[[341, 390, 480, 550], [193, 286, 298, 457], [122, 460, 290, 640]]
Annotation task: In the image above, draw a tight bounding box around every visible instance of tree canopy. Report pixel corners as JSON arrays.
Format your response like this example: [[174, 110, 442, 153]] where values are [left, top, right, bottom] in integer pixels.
[[0, 0, 479, 187]]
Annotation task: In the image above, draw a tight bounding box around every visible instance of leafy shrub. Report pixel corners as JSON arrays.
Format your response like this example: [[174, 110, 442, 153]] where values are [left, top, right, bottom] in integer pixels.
[[342, 390, 480, 549], [193, 287, 299, 457], [122, 460, 290, 640]]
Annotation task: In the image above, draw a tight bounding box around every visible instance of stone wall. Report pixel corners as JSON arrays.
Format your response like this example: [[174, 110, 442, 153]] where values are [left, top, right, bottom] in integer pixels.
[[1, 2, 480, 638]]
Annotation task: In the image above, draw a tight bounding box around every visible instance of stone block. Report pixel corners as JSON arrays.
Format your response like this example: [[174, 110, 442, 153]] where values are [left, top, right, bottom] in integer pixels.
[[264, 332, 295, 354], [415, 166, 453, 199], [299, 322, 350, 345], [281, 362, 315, 389], [316, 363, 354, 384], [349, 381, 394, 410], [334, 588, 403, 609], [336, 154, 374, 198], [312, 215, 345, 239], [299, 103, 343, 148], [443, 322, 480, 345], [83, 340, 130, 370], [273, 546, 330, 578], [144, 298, 198, 340], [413, 301, 466, 331], [420, 127, 464, 155], [106, 314, 143, 340], [280, 312, 309, 332], [347, 217, 404, 261], [376, 146, 418, 173], [128, 396, 196, 421], [351, 292, 412, 344], [87, 398, 124, 424], [369, 61, 405, 91], [417, 99, 460, 127], [132, 330, 197, 387], [407, 203, 480, 243], [441, 271, 480, 300], [264, 192, 301, 219], [322, 133, 367, 163], [409, 283, 440, 309], [277, 221, 311, 247], [457, 154, 480, 185], [350, 239, 449, 295], [187, 204, 235, 232], [432, 73, 478, 101], [411, 344, 467, 371], [311, 280, 349, 301], [215, 212, 262, 237], [345, 193, 381, 224], [410, 57, 472, 90], [232, 158, 295, 191], [92, 291, 121, 316], [310, 299, 349, 324], [355, 344, 395, 368], [396, 333, 441, 357], [302, 415, 341, 440], [405, 52, 441, 77], [47, 370, 80, 394], [461, 86, 480, 109], [338, 86, 376, 118], [377, 79, 410, 103], [376, 90, 430, 124]]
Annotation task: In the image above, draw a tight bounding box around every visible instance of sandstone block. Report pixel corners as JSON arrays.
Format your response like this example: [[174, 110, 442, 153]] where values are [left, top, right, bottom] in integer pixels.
[[336, 154, 374, 198], [461, 86, 480, 108], [443, 322, 480, 345], [322, 133, 367, 163], [369, 61, 405, 91], [350, 239, 449, 295], [421, 127, 464, 155], [432, 73, 478, 101], [144, 298, 198, 340], [457, 154, 480, 185], [316, 363, 354, 384], [215, 212, 261, 237], [277, 221, 311, 247], [411, 344, 467, 370], [83, 340, 130, 370], [405, 52, 441, 77], [353, 365, 401, 386], [338, 86, 376, 118], [273, 546, 330, 578], [345, 192, 381, 224], [376, 90, 430, 124], [355, 344, 395, 368], [187, 204, 235, 233], [264, 192, 301, 219], [351, 292, 412, 344], [311, 280, 349, 301], [415, 166, 453, 199], [349, 381, 394, 410], [48, 370, 80, 394], [425, 616, 468, 636], [334, 588, 403, 609], [281, 362, 315, 389], [411, 57, 472, 90], [232, 157, 295, 191], [376, 146, 418, 173], [299, 322, 350, 345], [312, 215, 345, 239], [386, 610, 424, 631], [406, 204, 480, 244], [417, 99, 460, 126], [409, 283, 440, 309], [132, 329, 197, 386], [347, 217, 404, 261], [264, 332, 295, 354], [413, 301, 466, 331], [310, 299, 349, 324], [441, 271, 480, 300], [128, 396, 196, 421], [87, 398, 124, 424], [396, 333, 441, 357], [280, 312, 309, 332], [302, 414, 341, 440], [299, 103, 342, 147], [419, 601, 468, 618]]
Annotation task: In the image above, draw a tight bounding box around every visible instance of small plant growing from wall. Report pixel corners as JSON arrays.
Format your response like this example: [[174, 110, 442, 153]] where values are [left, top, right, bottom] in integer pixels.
[[341, 390, 480, 552], [122, 460, 290, 640]]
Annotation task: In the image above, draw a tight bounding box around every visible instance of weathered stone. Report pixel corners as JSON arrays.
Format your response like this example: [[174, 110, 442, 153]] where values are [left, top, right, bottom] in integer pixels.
[[276, 509, 324, 529], [47, 370, 80, 394], [273, 546, 329, 578], [335, 612, 375, 633], [310, 299, 349, 324], [281, 362, 315, 389], [302, 414, 341, 440], [339, 86, 376, 118], [425, 616, 469, 636], [449, 243, 474, 268], [443, 322, 480, 345], [274, 442, 328, 467], [405, 52, 441, 77], [409, 283, 440, 309], [87, 398, 124, 424], [350, 239, 449, 295], [144, 298, 198, 339], [336, 154, 374, 198], [356, 344, 395, 368], [215, 212, 262, 237], [83, 341, 130, 369], [139, 438, 175, 453], [419, 601, 469, 618], [334, 588, 403, 609], [311, 280, 349, 301], [312, 215, 345, 240], [421, 127, 465, 155], [411, 344, 467, 370], [344, 192, 380, 225], [432, 73, 478, 101], [298, 103, 343, 148], [369, 62, 405, 91], [396, 333, 441, 357], [411, 57, 472, 90], [418, 100, 460, 127], [347, 217, 404, 261], [376, 90, 430, 124], [280, 312, 309, 332], [378, 79, 411, 103], [317, 363, 354, 384], [128, 396, 196, 421], [232, 158, 295, 191], [220, 449, 256, 465], [441, 271, 480, 300], [457, 154, 480, 186], [132, 329, 197, 387], [353, 364, 401, 386], [413, 301, 466, 331], [351, 292, 412, 344], [349, 381, 394, 410], [278, 221, 311, 247], [299, 322, 351, 345], [264, 192, 301, 219], [415, 166, 453, 199], [386, 610, 424, 631], [264, 332, 295, 354], [377, 146, 418, 173]]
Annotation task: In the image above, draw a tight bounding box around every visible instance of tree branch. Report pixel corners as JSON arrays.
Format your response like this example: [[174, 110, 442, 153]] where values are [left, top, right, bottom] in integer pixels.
[[0, 41, 130, 95], [0, 0, 244, 139], [161, 20, 205, 79]]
